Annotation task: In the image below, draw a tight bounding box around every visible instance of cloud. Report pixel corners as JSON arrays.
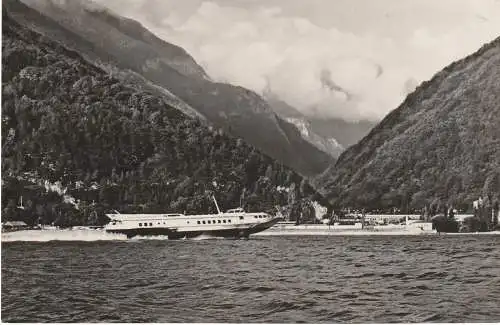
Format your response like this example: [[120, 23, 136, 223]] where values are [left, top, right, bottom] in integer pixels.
[[96, 0, 500, 122], [319, 69, 353, 101]]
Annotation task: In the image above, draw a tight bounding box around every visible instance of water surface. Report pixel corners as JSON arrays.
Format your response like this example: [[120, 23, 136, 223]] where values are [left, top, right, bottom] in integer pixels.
[[2, 234, 500, 322]]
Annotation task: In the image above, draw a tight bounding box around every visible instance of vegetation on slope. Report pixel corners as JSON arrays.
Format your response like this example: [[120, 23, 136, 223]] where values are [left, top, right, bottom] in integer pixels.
[[1, 12, 326, 227], [318, 37, 500, 213], [7, 0, 333, 177]]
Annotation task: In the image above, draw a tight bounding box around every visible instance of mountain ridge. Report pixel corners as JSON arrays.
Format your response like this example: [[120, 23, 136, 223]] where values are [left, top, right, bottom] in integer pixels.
[[2, 8, 328, 227], [317, 35, 500, 211], [7, 0, 333, 177], [264, 90, 375, 153], [264, 92, 345, 158]]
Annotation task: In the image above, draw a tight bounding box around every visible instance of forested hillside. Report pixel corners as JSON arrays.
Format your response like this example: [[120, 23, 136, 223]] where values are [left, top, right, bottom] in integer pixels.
[[1, 11, 326, 227], [6, 0, 333, 177], [317, 36, 500, 212]]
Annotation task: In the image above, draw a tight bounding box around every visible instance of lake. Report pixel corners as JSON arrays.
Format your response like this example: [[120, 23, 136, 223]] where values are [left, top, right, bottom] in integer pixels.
[[2, 233, 500, 322]]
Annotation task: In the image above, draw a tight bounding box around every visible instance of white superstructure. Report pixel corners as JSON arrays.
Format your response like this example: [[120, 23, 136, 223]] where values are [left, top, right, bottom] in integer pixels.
[[104, 197, 280, 239]]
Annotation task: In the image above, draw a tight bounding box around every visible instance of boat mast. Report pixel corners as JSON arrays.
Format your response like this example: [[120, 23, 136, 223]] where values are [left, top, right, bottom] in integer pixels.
[[212, 196, 222, 214], [17, 196, 25, 210]]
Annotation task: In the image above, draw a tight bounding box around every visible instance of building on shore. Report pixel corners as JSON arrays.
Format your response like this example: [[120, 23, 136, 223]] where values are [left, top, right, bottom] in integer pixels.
[[2, 221, 29, 232]]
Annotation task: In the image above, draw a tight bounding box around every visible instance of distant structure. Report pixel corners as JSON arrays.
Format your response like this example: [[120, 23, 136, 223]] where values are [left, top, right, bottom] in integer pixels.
[[472, 196, 498, 231], [2, 221, 29, 232], [363, 214, 420, 223]]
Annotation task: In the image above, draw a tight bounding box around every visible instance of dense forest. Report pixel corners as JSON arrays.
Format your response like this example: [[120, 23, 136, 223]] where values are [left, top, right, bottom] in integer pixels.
[[1, 11, 327, 227], [317, 35, 500, 214], [5, 0, 333, 177]]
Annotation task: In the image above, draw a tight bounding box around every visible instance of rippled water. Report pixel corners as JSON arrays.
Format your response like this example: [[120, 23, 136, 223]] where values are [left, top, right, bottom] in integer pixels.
[[2, 235, 500, 323]]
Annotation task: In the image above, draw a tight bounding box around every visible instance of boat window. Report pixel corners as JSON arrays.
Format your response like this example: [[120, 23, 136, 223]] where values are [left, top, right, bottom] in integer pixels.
[[197, 221, 201, 224], [187, 221, 189, 224], [149, 223, 153, 226], [213, 220, 216, 224], [240, 216, 244, 220], [208, 220, 211, 224], [228, 219, 232, 223], [223, 220, 227, 223], [158, 222, 160, 225], [203, 220, 206, 224], [139, 223, 142, 227], [218, 220, 221, 223]]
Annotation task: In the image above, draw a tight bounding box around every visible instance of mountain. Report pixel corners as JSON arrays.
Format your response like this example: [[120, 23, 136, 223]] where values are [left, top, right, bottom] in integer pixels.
[[283, 118, 344, 158], [3, 0, 206, 121], [1, 8, 329, 227], [5, 0, 333, 177], [264, 92, 305, 119], [316, 36, 500, 212], [264, 89, 375, 153], [264, 93, 344, 158], [307, 118, 376, 149]]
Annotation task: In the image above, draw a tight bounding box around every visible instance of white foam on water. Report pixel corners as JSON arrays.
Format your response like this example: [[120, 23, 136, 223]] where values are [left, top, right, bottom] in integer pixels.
[[132, 235, 170, 241], [131, 233, 225, 241], [1, 229, 237, 243], [3, 229, 497, 242], [1, 229, 127, 242], [189, 233, 226, 240]]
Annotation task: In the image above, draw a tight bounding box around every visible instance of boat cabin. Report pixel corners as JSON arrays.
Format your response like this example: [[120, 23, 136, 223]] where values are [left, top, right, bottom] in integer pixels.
[[226, 208, 245, 213]]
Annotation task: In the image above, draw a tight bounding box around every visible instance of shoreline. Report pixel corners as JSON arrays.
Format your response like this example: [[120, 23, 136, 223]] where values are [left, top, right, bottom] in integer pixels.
[[255, 230, 500, 236], [1, 228, 500, 242]]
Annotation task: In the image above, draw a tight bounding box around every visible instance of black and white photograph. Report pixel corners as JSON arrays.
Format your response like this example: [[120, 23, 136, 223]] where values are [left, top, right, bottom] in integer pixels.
[[1, 0, 500, 323]]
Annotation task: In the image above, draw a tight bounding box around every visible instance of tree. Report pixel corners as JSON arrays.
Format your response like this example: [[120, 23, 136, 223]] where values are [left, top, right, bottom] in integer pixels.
[[1, 17, 330, 227]]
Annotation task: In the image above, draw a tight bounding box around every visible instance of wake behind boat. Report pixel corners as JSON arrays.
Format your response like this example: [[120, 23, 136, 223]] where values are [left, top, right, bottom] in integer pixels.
[[105, 197, 280, 239]]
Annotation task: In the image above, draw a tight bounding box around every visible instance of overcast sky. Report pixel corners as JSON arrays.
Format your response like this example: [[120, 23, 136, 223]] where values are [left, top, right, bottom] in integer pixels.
[[97, 0, 500, 121]]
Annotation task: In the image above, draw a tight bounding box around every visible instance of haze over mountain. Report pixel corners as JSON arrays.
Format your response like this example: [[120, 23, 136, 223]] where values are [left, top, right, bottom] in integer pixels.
[[8, 0, 334, 177], [2, 8, 327, 227], [263, 93, 374, 155], [263, 92, 343, 157], [263, 89, 375, 150], [96, 0, 500, 122], [316, 36, 500, 211]]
